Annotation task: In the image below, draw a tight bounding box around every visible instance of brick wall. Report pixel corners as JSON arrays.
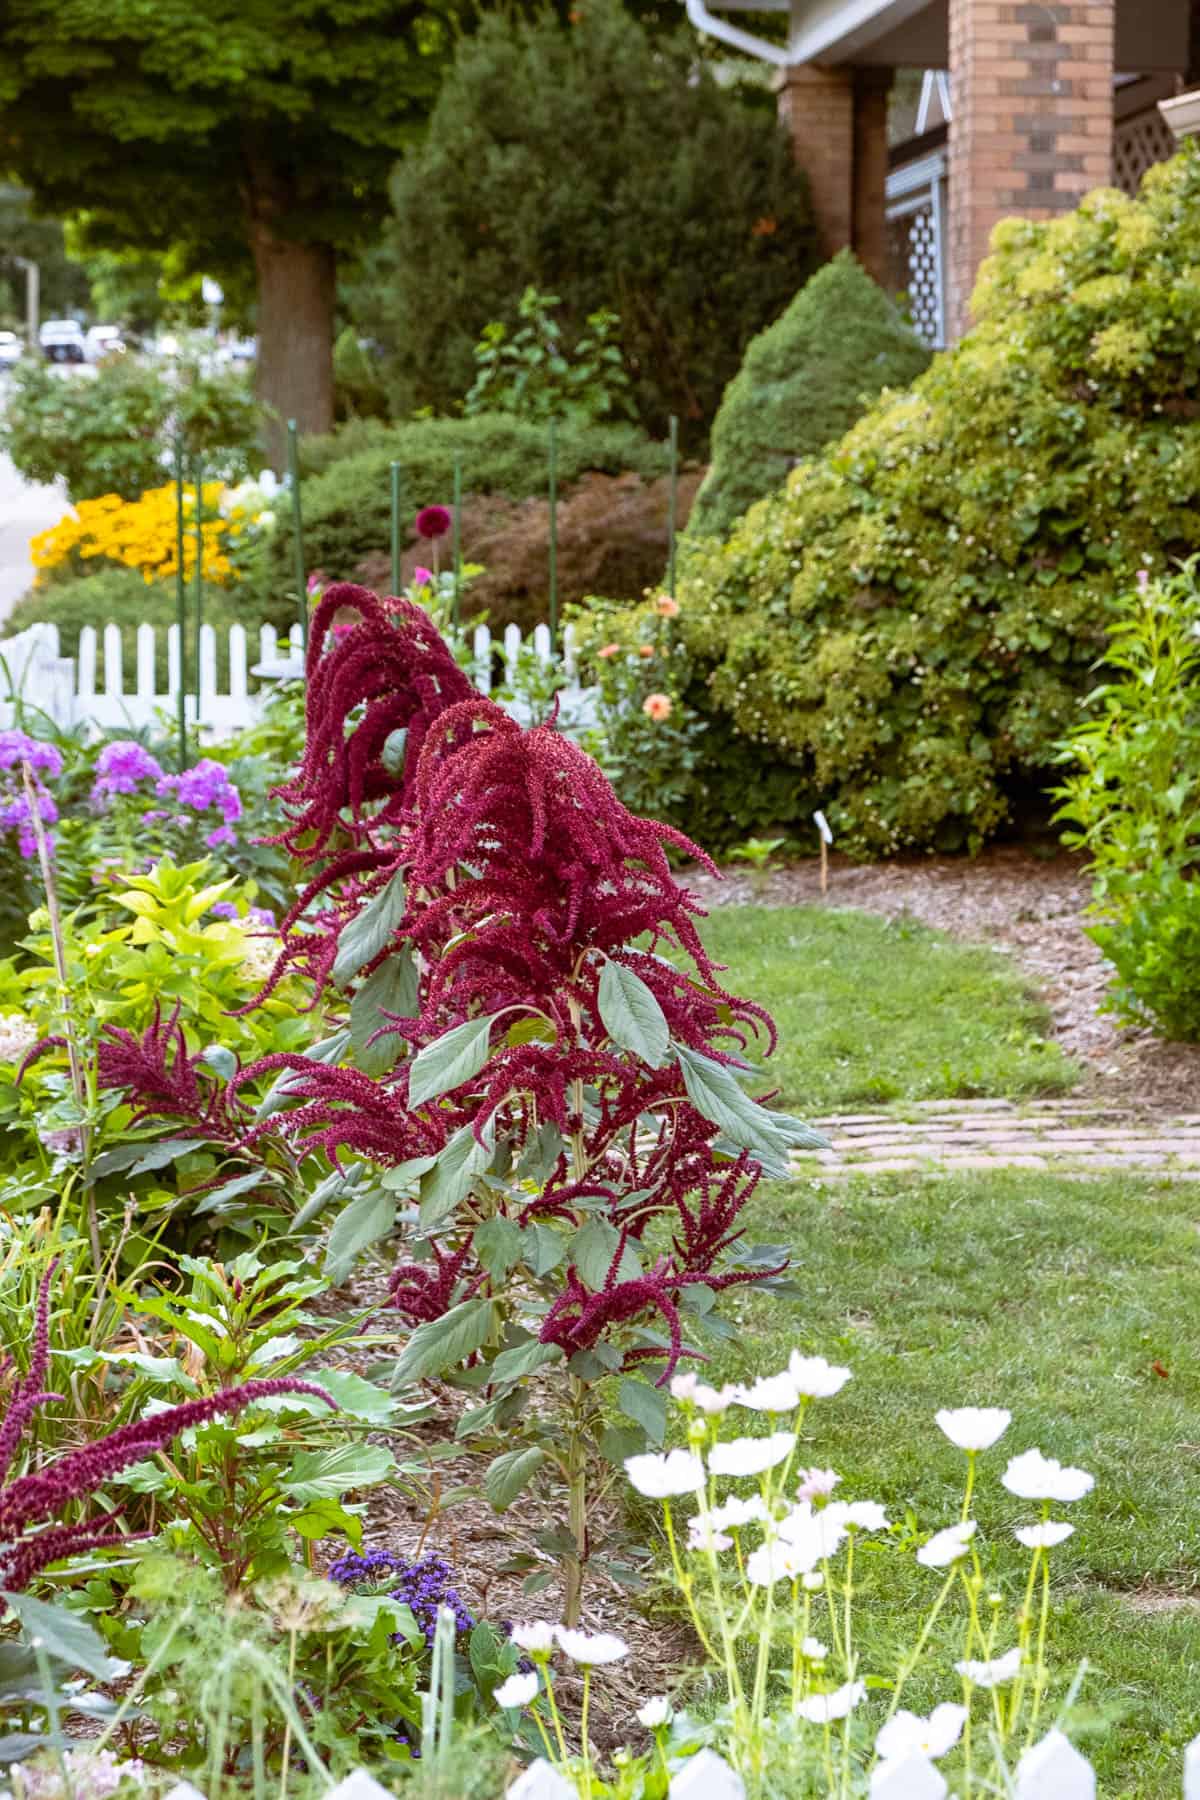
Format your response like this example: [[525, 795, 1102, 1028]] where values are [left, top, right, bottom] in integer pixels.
[[946, 0, 1115, 337], [777, 64, 893, 283]]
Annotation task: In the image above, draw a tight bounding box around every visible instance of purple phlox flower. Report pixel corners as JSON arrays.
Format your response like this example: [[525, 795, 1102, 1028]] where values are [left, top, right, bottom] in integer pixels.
[[210, 901, 240, 920], [414, 505, 452, 541], [140, 810, 169, 826], [206, 826, 236, 849], [0, 784, 57, 860], [412, 566, 433, 588], [0, 731, 62, 779], [328, 1546, 474, 1646], [249, 906, 276, 928], [91, 740, 164, 805], [0, 1265, 338, 1588]]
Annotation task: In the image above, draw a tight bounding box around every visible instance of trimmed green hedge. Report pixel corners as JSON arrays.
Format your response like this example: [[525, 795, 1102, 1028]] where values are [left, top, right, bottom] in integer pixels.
[[688, 252, 931, 539]]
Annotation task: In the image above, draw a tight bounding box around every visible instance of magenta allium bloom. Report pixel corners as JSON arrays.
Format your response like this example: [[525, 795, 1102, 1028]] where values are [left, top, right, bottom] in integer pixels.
[[92, 740, 164, 806], [414, 505, 452, 541], [412, 566, 433, 587], [0, 1266, 335, 1589]]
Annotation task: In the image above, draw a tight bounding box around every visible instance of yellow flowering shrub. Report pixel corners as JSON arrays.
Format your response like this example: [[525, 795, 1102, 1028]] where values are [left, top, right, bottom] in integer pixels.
[[31, 483, 240, 586]]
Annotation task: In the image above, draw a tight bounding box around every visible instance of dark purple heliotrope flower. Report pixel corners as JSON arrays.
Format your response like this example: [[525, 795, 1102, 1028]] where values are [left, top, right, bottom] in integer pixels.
[[0, 1266, 335, 1589], [414, 505, 452, 541], [92, 741, 164, 806], [328, 1546, 473, 1647]]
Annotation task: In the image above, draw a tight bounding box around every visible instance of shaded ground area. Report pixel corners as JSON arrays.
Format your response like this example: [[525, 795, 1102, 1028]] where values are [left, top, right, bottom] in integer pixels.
[[684, 847, 1200, 1112]]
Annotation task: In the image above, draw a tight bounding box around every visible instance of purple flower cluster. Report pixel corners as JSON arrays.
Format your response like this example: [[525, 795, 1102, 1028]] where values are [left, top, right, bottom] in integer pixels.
[[92, 740, 165, 805], [210, 901, 275, 927], [158, 758, 243, 849], [0, 731, 62, 859], [328, 1546, 474, 1647]]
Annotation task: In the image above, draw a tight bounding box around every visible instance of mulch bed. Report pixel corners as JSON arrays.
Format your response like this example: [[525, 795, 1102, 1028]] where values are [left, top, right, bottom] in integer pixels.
[[682, 845, 1200, 1114]]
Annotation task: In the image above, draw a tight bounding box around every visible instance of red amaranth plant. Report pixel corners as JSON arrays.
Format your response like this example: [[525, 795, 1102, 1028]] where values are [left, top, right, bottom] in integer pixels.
[[100, 582, 821, 1620], [0, 1266, 334, 1590]]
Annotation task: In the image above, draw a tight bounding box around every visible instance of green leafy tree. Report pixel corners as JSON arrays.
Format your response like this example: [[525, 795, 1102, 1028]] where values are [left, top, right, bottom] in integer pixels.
[[0, 1, 464, 460], [0, 183, 90, 327], [362, 0, 819, 445]]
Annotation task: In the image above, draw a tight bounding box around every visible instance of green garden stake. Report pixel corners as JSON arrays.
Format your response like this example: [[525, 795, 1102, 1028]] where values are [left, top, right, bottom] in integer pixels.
[[668, 413, 679, 597], [173, 438, 188, 770], [286, 418, 307, 655], [192, 454, 204, 728], [390, 460, 401, 596], [548, 418, 558, 653], [451, 454, 463, 627]]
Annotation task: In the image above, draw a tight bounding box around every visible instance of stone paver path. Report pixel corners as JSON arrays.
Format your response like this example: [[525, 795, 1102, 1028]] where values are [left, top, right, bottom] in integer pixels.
[[791, 1098, 1200, 1178]]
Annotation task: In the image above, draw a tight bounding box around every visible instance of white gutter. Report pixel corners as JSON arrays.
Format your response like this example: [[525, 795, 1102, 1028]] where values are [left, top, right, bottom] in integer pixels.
[[685, 0, 790, 68]]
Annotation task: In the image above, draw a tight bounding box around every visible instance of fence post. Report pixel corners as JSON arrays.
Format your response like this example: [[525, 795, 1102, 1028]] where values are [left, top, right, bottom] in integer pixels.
[[192, 454, 204, 728], [667, 412, 679, 596], [452, 453, 463, 626], [173, 437, 188, 768], [390, 461, 402, 597], [547, 417, 558, 654]]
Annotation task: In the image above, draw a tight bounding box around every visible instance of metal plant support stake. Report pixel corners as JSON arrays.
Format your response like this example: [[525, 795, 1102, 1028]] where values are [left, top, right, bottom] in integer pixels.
[[390, 460, 402, 596], [192, 455, 204, 728], [451, 454, 463, 627], [286, 419, 308, 656], [173, 437, 188, 769], [548, 418, 558, 652], [668, 413, 679, 596]]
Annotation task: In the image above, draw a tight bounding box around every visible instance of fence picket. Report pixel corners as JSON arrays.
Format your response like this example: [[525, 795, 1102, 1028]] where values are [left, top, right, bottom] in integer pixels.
[[0, 617, 590, 740]]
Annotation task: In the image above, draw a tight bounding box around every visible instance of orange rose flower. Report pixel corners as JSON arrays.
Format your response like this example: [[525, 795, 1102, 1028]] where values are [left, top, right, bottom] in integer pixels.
[[596, 642, 621, 659], [638, 645, 655, 659], [643, 693, 673, 722], [655, 594, 680, 618]]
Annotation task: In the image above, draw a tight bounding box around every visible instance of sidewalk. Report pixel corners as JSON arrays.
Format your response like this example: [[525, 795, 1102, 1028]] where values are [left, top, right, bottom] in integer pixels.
[[0, 449, 63, 623]]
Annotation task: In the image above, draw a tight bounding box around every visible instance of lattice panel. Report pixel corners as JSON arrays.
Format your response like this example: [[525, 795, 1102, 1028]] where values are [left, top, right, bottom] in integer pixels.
[[886, 202, 943, 348], [1113, 108, 1177, 197]]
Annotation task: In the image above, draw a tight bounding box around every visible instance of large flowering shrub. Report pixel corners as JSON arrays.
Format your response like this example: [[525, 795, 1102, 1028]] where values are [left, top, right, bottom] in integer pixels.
[[31, 483, 240, 586]]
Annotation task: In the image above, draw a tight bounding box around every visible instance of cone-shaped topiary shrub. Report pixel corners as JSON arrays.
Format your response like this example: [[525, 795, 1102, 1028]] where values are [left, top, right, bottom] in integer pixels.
[[688, 251, 931, 540], [655, 148, 1200, 856]]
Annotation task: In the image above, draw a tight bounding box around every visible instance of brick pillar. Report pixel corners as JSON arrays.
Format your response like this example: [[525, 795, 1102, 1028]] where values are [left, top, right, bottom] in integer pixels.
[[853, 69, 893, 286], [777, 64, 894, 282], [947, 0, 1115, 339]]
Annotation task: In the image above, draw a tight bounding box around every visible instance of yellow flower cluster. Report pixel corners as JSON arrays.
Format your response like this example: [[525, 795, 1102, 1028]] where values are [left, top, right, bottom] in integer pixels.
[[31, 483, 240, 586]]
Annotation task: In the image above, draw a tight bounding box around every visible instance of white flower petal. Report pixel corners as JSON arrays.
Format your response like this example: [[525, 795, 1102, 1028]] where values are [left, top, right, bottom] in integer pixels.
[[624, 1448, 707, 1498], [1001, 1448, 1094, 1503], [916, 1520, 976, 1569], [1015, 1520, 1074, 1549], [954, 1648, 1021, 1689], [786, 1354, 852, 1399], [936, 1407, 1012, 1453], [636, 1696, 672, 1729], [554, 1628, 628, 1666], [708, 1432, 795, 1478], [795, 1680, 865, 1722], [494, 1672, 539, 1709], [510, 1621, 556, 1655], [734, 1373, 802, 1414], [876, 1702, 967, 1762]]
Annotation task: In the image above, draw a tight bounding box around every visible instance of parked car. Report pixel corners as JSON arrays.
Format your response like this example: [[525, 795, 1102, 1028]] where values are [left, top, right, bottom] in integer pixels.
[[39, 319, 86, 365], [84, 324, 127, 363], [0, 331, 23, 369]]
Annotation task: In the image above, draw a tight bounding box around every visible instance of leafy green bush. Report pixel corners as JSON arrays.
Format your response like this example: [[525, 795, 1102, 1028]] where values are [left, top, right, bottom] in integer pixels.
[[464, 286, 634, 425], [688, 251, 931, 539], [0, 353, 262, 503], [1055, 562, 1200, 1040], [361, 0, 819, 445], [281, 411, 670, 597], [651, 149, 1200, 855]]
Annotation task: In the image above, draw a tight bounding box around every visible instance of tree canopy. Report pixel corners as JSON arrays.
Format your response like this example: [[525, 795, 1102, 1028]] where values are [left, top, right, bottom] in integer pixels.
[[0, 0, 465, 453]]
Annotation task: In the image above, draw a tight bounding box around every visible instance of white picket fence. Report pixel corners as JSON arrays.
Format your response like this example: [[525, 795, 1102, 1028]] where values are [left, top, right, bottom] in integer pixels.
[[0, 618, 586, 739]]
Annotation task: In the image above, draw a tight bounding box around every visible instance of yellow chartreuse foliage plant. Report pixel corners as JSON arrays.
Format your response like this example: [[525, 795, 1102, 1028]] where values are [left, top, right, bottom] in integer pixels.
[[31, 483, 240, 586]]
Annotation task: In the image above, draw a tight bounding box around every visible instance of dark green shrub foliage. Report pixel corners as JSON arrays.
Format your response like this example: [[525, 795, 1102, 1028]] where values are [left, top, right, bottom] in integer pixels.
[[689, 251, 931, 539], [366, 0, 819, 445], [661, 149, 1200, 856], [281, 412, 671, 597], [0, 355, 262, 503]]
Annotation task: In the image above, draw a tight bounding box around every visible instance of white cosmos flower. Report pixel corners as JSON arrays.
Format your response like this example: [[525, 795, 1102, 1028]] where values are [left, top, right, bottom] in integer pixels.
[[708, 1495, 769, 1530], [624, 1449, 706, 1498], [955, 1648, 1022, 1688], [936, 1407, 1011, 1452], [555, 1628, 629, 1666], [635, 1696, 672, 1730], [797, 1466, 840, 1502], [686, 1516, 733, 1553], [735, 1372, 802, 1413], [795, 1680, 865, 1722], [670, 1375, 735, 1415], [916, 1520, 976, 1569], [801, 1636, 827, 1662], [1015, 1520, 1074, 1549], [1002, 1449, 1094, 1503], [802, 1571, 824, 1591], [779, 1502, 847, 1562], [708, 1432, 794, 1477], [876, 1702, 967, 1762], [746, 1537, 823, 1585], [787, 1354, 852, 1399], [510, 1622, 556, 1656], [494, 1672, 539, 1709], [827, 1499, 889, 1533]]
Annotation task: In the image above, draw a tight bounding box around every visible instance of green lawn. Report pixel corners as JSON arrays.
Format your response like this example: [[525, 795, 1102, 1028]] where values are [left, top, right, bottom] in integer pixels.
[[630, 906, 1195, 1794], [699, 906, 1079, 1112], [690, 1170, 1200, 1795]]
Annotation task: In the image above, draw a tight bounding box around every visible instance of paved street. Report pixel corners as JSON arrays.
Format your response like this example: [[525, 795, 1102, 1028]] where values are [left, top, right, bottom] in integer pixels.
[[0, 445, 64, 623]]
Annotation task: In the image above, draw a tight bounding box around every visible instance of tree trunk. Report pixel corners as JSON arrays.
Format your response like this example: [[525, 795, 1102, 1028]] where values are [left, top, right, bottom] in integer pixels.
[[250, 226, 335, 470]]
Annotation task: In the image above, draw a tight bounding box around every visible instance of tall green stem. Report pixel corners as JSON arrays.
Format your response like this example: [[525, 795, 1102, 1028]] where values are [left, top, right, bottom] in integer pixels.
[[564, 1377, 589, 1627]]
